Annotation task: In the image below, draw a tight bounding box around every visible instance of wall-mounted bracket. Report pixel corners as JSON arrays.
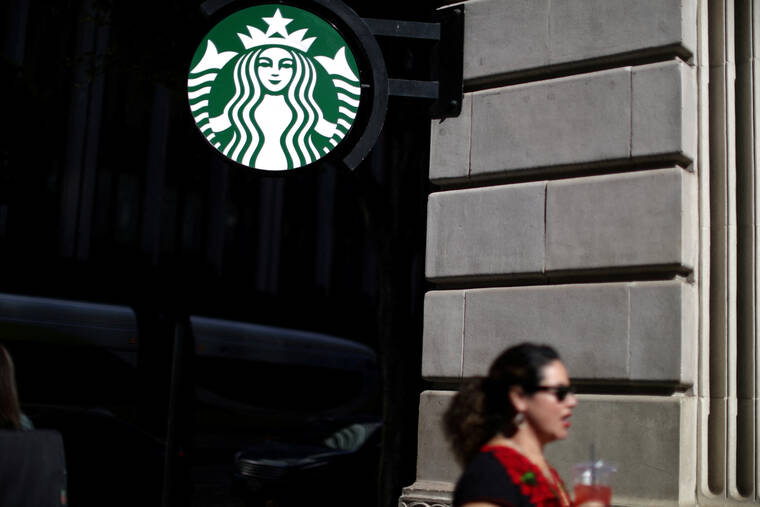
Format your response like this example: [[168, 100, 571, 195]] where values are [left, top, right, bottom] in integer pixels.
[[362, 5, 464, 118]]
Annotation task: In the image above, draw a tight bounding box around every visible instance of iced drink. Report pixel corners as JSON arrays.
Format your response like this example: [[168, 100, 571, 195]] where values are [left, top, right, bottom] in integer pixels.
[[573, 484, 612, 506], [572, 461, 615, 507]]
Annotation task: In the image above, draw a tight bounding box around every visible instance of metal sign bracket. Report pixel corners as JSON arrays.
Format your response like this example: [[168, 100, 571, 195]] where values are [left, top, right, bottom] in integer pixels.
[[361, 5, 464, 119]]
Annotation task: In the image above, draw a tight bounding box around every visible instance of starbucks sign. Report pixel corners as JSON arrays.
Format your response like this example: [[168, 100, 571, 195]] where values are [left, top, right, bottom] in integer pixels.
[[188, 4, 365, 171]]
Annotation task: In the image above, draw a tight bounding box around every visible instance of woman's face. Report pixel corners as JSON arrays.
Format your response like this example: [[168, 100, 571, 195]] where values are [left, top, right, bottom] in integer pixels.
[[521, 360, 577, 444], [256, 47, 294, 93]]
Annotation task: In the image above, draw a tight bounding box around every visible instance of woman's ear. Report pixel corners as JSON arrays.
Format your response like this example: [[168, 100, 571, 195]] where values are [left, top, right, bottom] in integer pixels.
[[508, 385, 528, 414]]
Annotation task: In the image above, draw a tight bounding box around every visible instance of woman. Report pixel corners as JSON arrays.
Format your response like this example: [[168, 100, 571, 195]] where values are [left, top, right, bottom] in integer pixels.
[[444, 343, 577, 507], [0, 344, 32, 430]]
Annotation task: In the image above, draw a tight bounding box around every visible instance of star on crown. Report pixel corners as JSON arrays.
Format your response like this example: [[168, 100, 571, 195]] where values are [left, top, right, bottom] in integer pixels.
[[238, 8, 316, 52]]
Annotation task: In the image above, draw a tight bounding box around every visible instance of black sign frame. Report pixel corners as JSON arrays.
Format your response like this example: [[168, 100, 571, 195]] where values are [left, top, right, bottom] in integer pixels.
[[195, 0, 389, 172]]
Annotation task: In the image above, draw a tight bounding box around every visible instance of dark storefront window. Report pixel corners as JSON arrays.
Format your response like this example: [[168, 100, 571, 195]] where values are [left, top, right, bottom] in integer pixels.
[[2, 0, 435, 506]]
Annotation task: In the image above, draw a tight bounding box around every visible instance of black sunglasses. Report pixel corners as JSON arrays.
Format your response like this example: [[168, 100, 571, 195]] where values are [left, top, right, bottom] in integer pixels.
[[532, 384, 575, 401]]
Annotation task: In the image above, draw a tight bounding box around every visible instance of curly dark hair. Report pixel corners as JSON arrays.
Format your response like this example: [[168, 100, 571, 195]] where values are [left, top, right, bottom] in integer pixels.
[[0, 344, 22, 430], [442, 343, 560, 465]]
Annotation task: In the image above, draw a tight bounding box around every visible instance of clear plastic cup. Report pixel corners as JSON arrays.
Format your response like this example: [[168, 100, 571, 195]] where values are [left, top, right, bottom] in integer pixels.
[[572, 460, 616, 506]]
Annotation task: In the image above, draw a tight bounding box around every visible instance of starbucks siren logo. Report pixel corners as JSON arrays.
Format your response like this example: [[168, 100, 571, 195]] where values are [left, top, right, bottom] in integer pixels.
[[188, 5, 361, 171]]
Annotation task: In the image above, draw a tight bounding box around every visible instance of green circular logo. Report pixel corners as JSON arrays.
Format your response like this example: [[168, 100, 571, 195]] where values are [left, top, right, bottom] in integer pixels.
[[188, 5, 361, 171]]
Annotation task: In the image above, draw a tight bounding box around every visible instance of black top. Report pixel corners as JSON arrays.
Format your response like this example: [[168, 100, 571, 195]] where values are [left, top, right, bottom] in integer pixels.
[[452, 446, 569, 507], [453, 451, 533, 507]]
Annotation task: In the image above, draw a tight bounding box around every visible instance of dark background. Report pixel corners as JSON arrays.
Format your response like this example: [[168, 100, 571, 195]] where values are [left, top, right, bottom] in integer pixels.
[[1, 0, 441, 505]]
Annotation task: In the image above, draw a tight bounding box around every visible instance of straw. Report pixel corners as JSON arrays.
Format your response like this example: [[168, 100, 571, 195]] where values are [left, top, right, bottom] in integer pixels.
[[590, 443, 596, 485]]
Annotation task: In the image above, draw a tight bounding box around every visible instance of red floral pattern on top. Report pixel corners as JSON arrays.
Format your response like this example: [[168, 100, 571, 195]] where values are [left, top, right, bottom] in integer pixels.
[[481, 445, 573, 507]]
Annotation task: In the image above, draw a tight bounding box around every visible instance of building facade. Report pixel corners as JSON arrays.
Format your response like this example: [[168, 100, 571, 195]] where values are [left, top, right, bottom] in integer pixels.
[[403, 0, 759, 505]]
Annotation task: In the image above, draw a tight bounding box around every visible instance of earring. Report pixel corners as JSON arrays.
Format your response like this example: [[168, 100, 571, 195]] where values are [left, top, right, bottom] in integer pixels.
[[513, 412, 525, 426]]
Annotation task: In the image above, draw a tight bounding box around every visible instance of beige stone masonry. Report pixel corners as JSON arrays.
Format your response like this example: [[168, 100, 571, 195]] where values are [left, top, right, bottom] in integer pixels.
[[429, 94, 472, 183], [415, 391, 459, 484], [470, 67, 631, 177], [430, 61, 697, 184], [425, 181, 545, 280], [426, 168, 696, 281], [422, 291, 466, 379], [414, 1, 706, 507], [422, 281, 696, 385], [632, 61, 699, 160], [399, 391, 458, 507], [546, 168, 697, 272], [463, 0, 696, 84]]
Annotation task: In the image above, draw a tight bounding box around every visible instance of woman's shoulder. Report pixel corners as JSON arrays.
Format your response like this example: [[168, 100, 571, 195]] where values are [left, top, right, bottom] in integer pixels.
[[453, 450, 531, 507]]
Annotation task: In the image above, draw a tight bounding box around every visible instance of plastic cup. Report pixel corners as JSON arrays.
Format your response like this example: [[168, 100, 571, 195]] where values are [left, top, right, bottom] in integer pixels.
[[572, 461, 616, 506]]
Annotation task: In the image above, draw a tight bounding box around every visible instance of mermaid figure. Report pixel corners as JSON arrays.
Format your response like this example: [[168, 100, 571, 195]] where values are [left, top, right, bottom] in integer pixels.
[[188, 7, 361, 171]]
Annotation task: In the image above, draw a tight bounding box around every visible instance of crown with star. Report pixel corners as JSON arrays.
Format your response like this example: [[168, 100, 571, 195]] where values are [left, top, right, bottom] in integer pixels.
[[238, 8, 316, 52]]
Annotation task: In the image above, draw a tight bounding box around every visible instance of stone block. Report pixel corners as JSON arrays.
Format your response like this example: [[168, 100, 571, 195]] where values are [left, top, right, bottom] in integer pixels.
[[548, 0, 697, 64], [424, 281, 695, 384], [629, 281, 697, 384], [422, 291, 465, 380], [463, 0, 550, 83], [425, 182, 545, 280], [632, 60, 698, 161], [462, 284, 629, 379], [463, 0, 697, 83], [546, 168, 697, 271], [462, 63, 696, 180], [430, 94, 472, 183], [470, 68, 631, 176], [415, 391, 460, 484], [547, 395, 697, 506]]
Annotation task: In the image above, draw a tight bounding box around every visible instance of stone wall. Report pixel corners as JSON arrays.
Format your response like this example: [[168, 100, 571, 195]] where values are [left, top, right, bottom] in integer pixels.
[[402, 1, 701, 505]]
